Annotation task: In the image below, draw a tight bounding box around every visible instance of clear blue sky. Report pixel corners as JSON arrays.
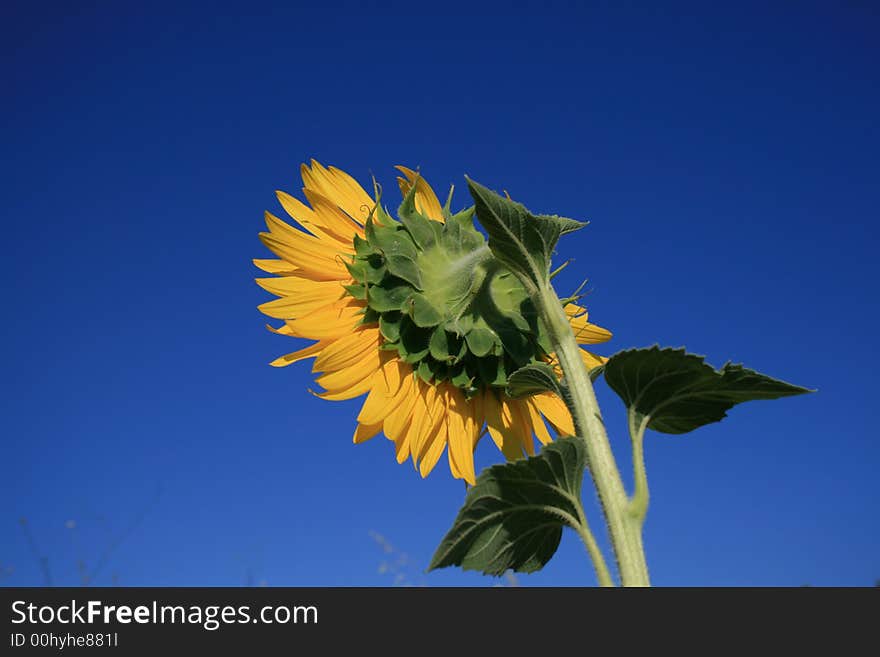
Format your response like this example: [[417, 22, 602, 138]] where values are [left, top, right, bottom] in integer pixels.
[[1, 1, 877, 586]]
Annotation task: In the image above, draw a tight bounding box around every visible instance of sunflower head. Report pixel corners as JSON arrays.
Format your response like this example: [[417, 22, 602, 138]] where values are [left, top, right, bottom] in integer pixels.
[[347, 181, 555, 397], [255, 162, 612, 485]]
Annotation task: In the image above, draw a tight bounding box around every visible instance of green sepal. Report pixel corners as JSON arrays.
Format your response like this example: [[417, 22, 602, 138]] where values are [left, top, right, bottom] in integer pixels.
[[408, 293, 444, 328], [441, 184, 455, 220], [343, 283, 367, 300], [507, 361, 563, 399], [477, 356, 507, 387], [399, 320, 431, 362], [360, 307, 380, 325], [384, 255, 422, 290], [368, 224, 422, 286], [373, 203, 398, 227], [398, 181, 441, 249], [429, 436, 587, 575], [367, 283, 412, 312], [417, 360, 434, 384], [604, 346, 814, 434], [450, 365, 473, 389], [446, 313, 473, 336], [429, 327, 463, 363], [352, 234, 374, 257], [345, 255, 386, 285], [430, 359, 449, 383], [379, 311, 402, 342], [363, 215, 378, 244], [465, 326, 496, 358], [450, 205, 476, 226]]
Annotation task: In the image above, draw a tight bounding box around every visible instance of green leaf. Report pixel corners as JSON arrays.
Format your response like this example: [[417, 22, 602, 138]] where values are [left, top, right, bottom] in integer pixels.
[[507, 362, 563, 399], [466, 178, 586, 289], [429, 437, 587, 576], [603, 346, 814, 434]]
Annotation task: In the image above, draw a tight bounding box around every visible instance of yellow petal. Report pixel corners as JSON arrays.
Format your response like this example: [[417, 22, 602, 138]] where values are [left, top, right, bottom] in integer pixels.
[[524, 398, 554, 446], [532, 392, 575, 437], [275, 190, 354, 249], [265, 322, 295, 336], [571, 321, 613, 345], [414, 382, 451, 466], [419, 417, 448, 478], [315, 348, 381, 393], [264, 211, 348, 259], [284, 299, 364, 340], [383, 386, 417, 463], [256, 275, 347, 299], [302, 160, 375, 226], [353, 421, 383, 444], [446, 445, 462, 480], [268, 340, 327, 368], [564, 303, 589, 319], [329, 164, 378, 217], [564, 303, 612, 344], [312, 327, 380, 372], [409, 382, 439, 462], [579, 348, 608, 370], [258, 232, 348, 281], [446, 386, 476, 485], [471, 389, 487, 449], [253, 258, 297, 274], [357, 358, 411, 425], [316, 373, 375, 401], [508, 399, 536, 456], [257, 284, 349, 320], [391, 415, 414, 464], [485, 394, 524, 461]]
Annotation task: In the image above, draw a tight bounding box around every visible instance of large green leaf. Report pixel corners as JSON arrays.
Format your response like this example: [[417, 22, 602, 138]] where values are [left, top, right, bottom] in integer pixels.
[[603, 346, 813, 434], [465, 178, 585, 289], [429, 437, 586, 576]]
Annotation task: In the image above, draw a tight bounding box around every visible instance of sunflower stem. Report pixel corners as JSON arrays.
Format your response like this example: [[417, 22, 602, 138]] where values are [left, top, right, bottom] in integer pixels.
[[536, 283, 650, 587], [573, 501, 615, 587], [627, 409, 650, 523]]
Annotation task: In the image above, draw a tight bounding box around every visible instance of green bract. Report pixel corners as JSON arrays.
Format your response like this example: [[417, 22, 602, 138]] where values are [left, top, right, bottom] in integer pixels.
[[346, 184, 554, 395]]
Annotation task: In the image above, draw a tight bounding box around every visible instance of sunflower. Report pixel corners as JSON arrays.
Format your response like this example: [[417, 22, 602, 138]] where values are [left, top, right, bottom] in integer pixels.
[[255, 161, 612, 485]]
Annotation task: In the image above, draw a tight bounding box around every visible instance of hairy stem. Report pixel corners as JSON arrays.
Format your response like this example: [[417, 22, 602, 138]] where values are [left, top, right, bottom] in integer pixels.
[[573, 502, 615, 587], [537, 283, 650, 586], [627, 410, 650, 523]]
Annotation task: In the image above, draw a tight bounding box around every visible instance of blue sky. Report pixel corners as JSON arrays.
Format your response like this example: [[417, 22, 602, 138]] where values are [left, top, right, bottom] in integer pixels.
[[1, 1, 877, 586]]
